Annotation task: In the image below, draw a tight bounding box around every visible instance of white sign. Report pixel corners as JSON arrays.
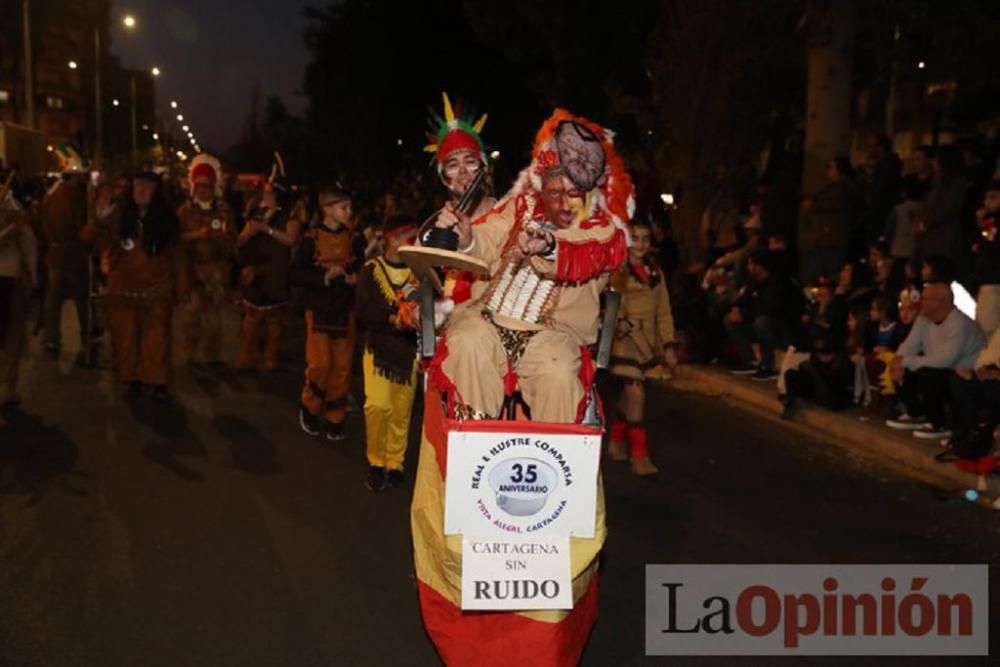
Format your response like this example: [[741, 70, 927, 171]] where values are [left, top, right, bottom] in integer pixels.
[[461, 535, 572, 610], [444, 430, 600, 538]]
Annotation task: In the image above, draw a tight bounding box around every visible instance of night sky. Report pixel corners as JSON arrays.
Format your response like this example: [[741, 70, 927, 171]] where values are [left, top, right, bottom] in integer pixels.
[[110, 0, 310, 152]]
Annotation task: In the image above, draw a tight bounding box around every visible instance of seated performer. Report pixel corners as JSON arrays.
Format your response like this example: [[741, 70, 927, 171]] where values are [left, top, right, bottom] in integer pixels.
[[431, 109, 634, 424]]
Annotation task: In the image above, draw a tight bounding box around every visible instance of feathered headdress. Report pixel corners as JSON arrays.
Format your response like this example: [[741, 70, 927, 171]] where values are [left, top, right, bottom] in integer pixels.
[[188, 153, 223, 197], [423, 92, 488, 173], [507, 109, 635, 235]]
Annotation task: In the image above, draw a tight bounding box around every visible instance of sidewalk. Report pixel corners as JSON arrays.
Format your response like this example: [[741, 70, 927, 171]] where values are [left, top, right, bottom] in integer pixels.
[[671, 364, 1000, 505]]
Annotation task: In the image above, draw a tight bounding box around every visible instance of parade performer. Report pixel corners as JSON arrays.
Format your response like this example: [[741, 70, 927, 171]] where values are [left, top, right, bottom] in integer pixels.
[[40, 150, 89, 357], [412, 109, 633, 666], [423, 92, 497, 307], [84, 172, 189, 401], [177, 154, 235, 365], [608, 219, 677, 476], [236, 154, 299, 371], [355, 214, 419, 491], [290, 185, 360, 440], [0, 172, 38, 406], [431, 109, 632, 423]]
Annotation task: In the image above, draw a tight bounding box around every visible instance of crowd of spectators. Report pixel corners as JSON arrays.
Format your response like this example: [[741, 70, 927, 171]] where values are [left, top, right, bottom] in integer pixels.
[[664, 137, 1000, 462]]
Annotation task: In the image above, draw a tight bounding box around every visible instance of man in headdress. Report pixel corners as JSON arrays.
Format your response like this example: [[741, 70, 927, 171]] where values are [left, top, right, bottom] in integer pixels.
[[430, 109, 634, 424], [236, 154, 300, 371], [177, 153, 236, 365]]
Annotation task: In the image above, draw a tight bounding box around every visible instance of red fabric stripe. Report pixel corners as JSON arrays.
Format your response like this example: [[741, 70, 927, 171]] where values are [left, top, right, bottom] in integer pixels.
[[416, 575, 600, 667]]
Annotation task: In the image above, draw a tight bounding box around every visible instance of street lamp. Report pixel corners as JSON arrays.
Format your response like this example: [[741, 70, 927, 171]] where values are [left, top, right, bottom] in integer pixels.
[[68, 60, 78, 69], [122, 14, 136, 29], [170, 101, 178, 109], [151, 66, 161, 77], [112, 98, 119, 106]]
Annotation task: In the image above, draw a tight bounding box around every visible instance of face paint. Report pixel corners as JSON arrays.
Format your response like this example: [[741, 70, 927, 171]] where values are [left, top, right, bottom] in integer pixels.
[[442, 149, 482, 196]]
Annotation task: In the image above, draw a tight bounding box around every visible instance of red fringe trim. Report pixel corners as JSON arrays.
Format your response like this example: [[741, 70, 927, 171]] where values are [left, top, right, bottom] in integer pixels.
[[556, 228, 628, 283], [575, 345, 597, 424]]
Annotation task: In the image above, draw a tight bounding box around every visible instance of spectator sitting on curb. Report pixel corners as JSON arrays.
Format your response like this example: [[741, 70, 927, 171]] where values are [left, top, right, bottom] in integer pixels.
[[950, 327, 1000, 459], [886, 282, 986, 440], [725, 250, 804, 381], [780, 329, 853, 420]]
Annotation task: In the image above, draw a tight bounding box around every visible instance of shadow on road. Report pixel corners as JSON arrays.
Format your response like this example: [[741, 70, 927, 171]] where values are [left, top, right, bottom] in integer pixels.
[[213, 414, 282, 476], [127, 400, 208, 483], [0, 407, 85, 497]]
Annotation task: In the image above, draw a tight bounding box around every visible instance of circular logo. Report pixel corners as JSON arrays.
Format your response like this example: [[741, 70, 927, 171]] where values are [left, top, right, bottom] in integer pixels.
[[121, 238, 135, 251], [210, 218, 222, 230], [488, 457, 557, 517]]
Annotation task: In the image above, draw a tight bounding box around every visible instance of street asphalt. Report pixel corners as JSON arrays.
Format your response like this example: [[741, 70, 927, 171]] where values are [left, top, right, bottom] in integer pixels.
[[1, 307, 998, 666]]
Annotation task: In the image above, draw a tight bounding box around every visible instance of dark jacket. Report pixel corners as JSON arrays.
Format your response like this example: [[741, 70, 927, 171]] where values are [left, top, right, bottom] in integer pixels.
[[355, 256, 417, 384], [973, 211, 1000, 286], [238, 206, 290, 307], [289, 223, 361, 335]]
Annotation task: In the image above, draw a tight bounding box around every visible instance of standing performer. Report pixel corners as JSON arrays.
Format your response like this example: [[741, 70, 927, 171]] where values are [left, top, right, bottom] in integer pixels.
[[85, 172, 189, 401], [0, 174, 39, 407], [423, 93, 496, 307], [40, 156, 89, 357], [355, 214, 419, 491], [177, 154, 235, 365], [236, 154, 299, 371], [290, 185, 360, 440], [412, 109, 634, 667], [608, 219, 678, 476]]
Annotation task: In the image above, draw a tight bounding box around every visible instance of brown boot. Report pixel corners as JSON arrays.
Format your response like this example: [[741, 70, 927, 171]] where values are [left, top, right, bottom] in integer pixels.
[[608, 417, 629, 461], [630, 456, 660, 477], [235, 312, 261, 371], [608, 438, 629, 462], [262, 316, 281, 371]]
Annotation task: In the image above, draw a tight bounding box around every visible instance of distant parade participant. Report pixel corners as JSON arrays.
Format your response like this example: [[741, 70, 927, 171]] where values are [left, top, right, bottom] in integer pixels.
[[0, 172, 39, 407], [85, 172, 189, 401], [236, 154, 299, 371], [354, 214, 419, 490], [40, 150, 89, 358], [608, 219, 678, 476], [289, 185, 359, 440], [177, 154, 236, 365], [423, 92, 496, 306]]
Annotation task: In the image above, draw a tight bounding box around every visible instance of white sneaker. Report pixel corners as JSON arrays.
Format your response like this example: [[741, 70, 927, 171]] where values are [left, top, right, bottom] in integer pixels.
[[913, 425, 953, 440], [886, 413, 930, 430]]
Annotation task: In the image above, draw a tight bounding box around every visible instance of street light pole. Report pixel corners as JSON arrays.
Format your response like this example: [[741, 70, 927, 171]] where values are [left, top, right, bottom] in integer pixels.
[[21, 0, 35, 128], [93, 27, 103, 165], [130, 74, 137, 165]]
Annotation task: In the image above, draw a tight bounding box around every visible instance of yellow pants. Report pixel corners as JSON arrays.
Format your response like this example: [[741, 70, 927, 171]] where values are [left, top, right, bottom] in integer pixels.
[[363, 350, 417, 471]]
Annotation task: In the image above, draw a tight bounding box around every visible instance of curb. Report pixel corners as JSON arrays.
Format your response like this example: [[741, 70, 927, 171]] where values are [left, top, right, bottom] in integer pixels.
[[670, 365, 1000, 502]]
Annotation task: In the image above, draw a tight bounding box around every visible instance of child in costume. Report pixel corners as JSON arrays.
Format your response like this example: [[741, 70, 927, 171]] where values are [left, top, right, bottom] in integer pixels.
[[290, 185, 360, 440], [355, 214, 419, 490], [608, 219, 677, 476]]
